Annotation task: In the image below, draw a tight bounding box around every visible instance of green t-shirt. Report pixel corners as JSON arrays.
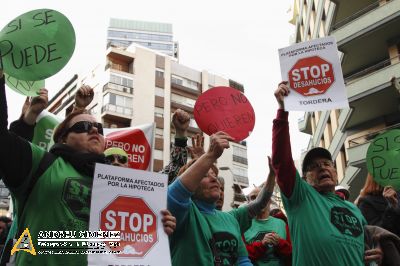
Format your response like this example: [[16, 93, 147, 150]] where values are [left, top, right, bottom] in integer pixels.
[[282, 172, 366, 266], [244, 217, 286, 266], [11, 144, 92, 266], [228, 205, 252, 234], [170, 202, 248, 266]]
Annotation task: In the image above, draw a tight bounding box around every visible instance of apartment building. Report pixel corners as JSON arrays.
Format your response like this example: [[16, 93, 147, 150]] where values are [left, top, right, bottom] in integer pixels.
[[47, 44, 249, 210], [292, 0, 400, 200], [107, 18, 178, 58]]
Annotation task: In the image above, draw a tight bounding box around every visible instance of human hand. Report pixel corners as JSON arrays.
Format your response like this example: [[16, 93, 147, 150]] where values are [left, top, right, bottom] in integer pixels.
[[262, 233, 279, 247], [75, 85, 94, 109], [172, 109, 190, 137], [207, 131, 234, 160], [161, 209, 176, 236], [383, 186, 398, 207], [267, 156, 275, 178], [28, 88, 48, 115], [274, 81, 289, 109], [188, 134, 205, 159], [364, 247, 383, 265]]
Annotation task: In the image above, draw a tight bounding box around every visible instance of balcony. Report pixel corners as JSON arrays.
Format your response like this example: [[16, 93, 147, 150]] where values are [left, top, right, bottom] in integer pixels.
[[101, 104, 133, 123], [103, 82, 133, 95], [330, 0, 400, 77], [232, 155, 248, 165], [298, 112, 312, 135], [312, 111, 330, 146], [343, 60, 400, 129], [234, 192, 247, 203], [233, 174, 249, 187], [171, 81, 201, 96]]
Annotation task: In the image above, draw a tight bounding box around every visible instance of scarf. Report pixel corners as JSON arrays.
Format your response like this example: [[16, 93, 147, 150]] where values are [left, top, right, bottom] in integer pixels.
[[49, 143, 106, 177]]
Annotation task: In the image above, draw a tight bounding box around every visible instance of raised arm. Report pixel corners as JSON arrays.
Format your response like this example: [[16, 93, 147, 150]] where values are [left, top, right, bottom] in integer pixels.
[[0, 70, 35, 189], [70, 85, 94, 114], [272, 82, 297, 197], [9, 88, 48, 141], [247, 156, 275, 217]]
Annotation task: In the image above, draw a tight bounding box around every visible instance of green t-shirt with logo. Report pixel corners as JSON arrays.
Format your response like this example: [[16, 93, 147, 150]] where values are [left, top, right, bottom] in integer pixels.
[[228, 205, 252, 234], [282, 172, 366, 266], [244, 217, 286, 266], [170, 202, 248, 266], [11, 144, 92, 266]]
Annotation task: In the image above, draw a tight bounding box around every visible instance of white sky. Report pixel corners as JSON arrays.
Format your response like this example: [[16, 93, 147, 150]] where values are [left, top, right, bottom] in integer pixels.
[[1, 0, 310, 189]]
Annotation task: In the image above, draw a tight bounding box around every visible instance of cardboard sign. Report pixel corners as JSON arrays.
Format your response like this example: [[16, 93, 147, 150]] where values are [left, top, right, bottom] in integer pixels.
[[89, 164, 171, 266], [194, 86, 255, 141], [0, 9, 75, 81], [366, 129, 400, 189], [279, 36, 348, 111], [104, 123, 154, 171], [5, 73, 45, 96]]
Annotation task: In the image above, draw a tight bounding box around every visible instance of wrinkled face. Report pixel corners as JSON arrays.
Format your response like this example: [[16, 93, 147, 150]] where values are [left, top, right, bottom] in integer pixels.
[[64, 114, 105, 154], [193, 169, 221, 204], [305, 157, 338, 193]]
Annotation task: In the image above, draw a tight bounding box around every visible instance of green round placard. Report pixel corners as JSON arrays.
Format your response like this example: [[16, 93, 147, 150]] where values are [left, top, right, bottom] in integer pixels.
[[366, 129, 400, 189], [0, 9, 75, 81], [5, 73, 45, 96]]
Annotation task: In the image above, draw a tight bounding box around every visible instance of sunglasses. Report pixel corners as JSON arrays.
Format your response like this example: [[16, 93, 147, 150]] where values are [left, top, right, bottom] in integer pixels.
[[105, 154, 128, 164], [65, 121, 104, 136]]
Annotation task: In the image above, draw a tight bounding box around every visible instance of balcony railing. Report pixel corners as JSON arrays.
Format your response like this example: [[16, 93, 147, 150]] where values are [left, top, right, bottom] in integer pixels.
[[102, 103, 133, 117], [233, 174, 249, 185], [234, 193, 247, 202], [233, 155, 248, 165], [103, 82, 133, 95], [331, 1, 383, 31], [345, 54, 399, 83], [348, 123, 400, 148]]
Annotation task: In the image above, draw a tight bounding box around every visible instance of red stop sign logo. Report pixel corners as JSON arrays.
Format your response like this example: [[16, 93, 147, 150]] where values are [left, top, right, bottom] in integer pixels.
[[100, 196, 158, 257], [289, 56, 334, 96]]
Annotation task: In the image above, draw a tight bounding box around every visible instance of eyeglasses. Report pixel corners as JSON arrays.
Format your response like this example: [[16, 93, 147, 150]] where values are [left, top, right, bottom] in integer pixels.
[[306, 160, 334, 172], [65, 121, 104, 136], [105, 154, 128, 165]]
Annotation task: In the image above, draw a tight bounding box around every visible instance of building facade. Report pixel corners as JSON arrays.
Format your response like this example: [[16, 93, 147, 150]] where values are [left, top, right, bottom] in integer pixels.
[[107, 18, 178, 58], [48, 44, 249, 210], [292, 0, 400, 200]]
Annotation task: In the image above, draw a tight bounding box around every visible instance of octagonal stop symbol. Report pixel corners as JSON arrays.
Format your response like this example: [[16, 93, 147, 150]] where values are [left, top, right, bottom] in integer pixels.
[[100, 196, 158, 257], [289, 56, 335, 96]]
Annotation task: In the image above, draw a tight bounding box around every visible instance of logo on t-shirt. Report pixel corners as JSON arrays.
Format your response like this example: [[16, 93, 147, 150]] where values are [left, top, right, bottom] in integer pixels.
[[330, 207, 362, 237], [62, 178, 92, 221], [209, 232, 238, 266]]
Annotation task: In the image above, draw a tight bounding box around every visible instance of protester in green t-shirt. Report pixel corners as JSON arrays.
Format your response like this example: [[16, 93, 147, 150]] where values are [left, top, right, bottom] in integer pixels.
[[168, 132, 252, 265], [0, 71, 176, 266], [271, 81, 383, 266]]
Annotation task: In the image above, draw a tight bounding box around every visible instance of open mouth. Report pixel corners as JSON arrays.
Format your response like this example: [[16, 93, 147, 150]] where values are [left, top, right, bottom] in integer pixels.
[[319, 173, 331, 181]]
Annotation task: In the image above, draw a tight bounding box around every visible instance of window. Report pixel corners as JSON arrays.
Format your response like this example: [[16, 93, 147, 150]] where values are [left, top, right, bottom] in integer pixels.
[[110, 74, 133, 88], [171, 75, 199, 91], [155, 128, 164, 138], [171, 93, 196, 108], [233, 145, 247, 159], [103, 92, 133, 116], [156, 70, 164, 78], [155, 87, 164, 97], [154, 150, 164, 160], [155, 107, 164, 118]]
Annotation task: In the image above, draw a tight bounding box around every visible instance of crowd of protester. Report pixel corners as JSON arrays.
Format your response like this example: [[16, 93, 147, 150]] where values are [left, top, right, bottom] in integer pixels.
[[0, 70, 399, 265]]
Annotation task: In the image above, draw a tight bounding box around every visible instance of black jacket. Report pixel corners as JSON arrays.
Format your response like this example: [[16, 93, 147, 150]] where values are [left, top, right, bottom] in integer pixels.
[[358, 194, 400, 238]]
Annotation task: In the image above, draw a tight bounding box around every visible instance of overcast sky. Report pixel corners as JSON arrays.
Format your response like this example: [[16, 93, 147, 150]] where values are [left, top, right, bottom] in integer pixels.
[[1, 0, 310, 189]]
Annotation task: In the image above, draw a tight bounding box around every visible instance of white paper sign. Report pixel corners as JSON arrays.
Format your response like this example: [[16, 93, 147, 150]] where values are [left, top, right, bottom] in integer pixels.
[[88, 163, 171, 266], [278, 36, 348, 111]]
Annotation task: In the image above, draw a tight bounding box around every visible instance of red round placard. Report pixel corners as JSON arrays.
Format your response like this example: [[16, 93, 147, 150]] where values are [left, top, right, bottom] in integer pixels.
[[194, 86, 255, 141]]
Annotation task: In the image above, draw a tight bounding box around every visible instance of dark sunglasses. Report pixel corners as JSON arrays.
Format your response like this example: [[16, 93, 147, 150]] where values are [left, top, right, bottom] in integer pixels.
[[105, 154, 128, 164], [65, 121, 104, 136]]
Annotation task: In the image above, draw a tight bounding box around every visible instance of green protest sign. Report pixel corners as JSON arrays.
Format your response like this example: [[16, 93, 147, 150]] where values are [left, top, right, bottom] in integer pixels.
[[0, 9, 75, 81], [5, 73, 45, 96], [32, 110, 62, 151], [366, 129, 400, 189]]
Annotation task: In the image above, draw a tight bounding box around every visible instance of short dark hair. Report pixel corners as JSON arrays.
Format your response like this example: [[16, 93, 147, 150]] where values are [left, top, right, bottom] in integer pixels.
[[53, 110, 88, 143]]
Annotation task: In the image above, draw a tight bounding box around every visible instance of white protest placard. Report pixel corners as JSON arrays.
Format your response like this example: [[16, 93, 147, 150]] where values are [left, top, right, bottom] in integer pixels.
[[88, 164, 171, 266], [278, 36, 348, 111]]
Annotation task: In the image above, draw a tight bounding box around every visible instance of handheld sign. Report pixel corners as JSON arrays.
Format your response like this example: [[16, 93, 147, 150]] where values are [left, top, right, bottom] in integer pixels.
[[278, 36, 348, 111], [104, 123, 154, 171], [89, 164, 171, 266], [5, 73, 45, 96], [194, 86, 255, 141], [366, 129, 400, 189], [0, 9, 75, 81]]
